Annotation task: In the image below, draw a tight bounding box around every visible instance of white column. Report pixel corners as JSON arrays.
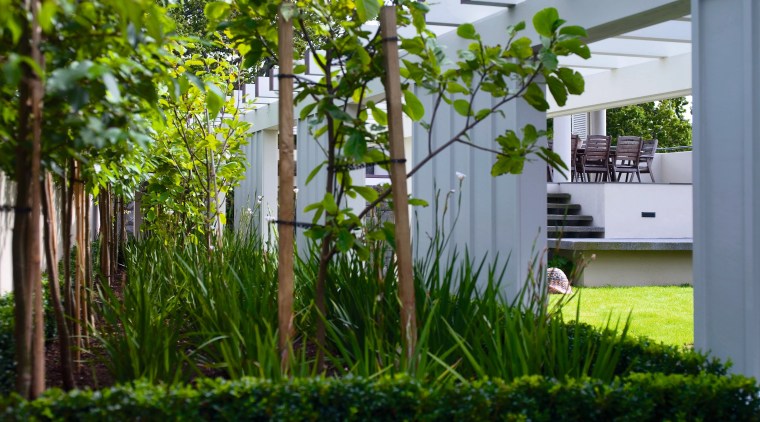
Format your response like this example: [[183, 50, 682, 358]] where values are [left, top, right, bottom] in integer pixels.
[[257, 130, 279, 244], [296, 118, 328, 256], [236, 129, 279, 244], [553, 116, 572, 183], [412, 88, 546, 299], [589, 109, 606, 135], [693, 0, 760, 378]]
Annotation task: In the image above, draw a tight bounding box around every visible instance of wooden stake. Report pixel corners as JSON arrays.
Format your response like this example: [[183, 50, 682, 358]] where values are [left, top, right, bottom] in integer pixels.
[[277, 1, 296, 373], [380, 6, 417, 364]]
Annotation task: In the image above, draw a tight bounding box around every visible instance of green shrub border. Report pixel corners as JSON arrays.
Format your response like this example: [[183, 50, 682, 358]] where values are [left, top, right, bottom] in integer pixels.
[[2, 373, 758, 421]]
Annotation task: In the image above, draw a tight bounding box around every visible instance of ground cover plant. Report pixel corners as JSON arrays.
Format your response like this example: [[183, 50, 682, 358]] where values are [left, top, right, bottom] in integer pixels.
[[552, 286, 694, 347], [82, 227, 727, 385]]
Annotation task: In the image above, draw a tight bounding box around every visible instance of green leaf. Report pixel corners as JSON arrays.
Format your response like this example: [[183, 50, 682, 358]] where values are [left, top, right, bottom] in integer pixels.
[[38, 1, 57, 33], [408, 198, 428, 207], [356, 0, 381, 22], [370, 105, 388, 126], [447, 82, 469, 95], [523, 83, 549, 111], [303, 202, 322, 213], [457, 23, 478, 40], [300, 102, 317, 119], [496, 131, 520, 150], [533, 7, 559, 37], [354, 186, 379, 203], [402, 90, 425, 121], [522, 124, 539, 144], [326, 105, 354, 122], [206, 82, 225, 119], [204, 1, 231, 21], [558, 38, 591, 59], [545, 75, 567, 106], [557, 68, 585, 95], [305, 162, 325, 185], [344, 131, 367, 160], [102, 72, 122, 103], [305, 226, 328, 240], [539, 50, 558, 71], [336, 229, 354, 252], [559, 25, 587, 38], [322, 193, 338, 215], [492, 155, 525, 176], [475, 108, 491, 121], [382, 222, 396, 250], [453, 99, 471, 116]]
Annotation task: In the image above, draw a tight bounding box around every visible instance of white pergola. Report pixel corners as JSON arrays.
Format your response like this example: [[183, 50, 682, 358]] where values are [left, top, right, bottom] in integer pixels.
[[237, 0, 760, 378]]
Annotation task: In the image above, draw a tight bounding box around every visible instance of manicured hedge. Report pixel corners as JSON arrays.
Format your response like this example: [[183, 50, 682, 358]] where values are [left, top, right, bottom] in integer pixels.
[[567, 322, 729, 376], [2, 373, 758, 421]]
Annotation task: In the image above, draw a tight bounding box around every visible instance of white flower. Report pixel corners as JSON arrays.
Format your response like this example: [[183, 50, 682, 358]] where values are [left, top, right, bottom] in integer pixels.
[[209, 245, 215, 251], [455, 171, 466, 181], [257, 195, 263, 204], [450, 189, 456, 194], [265, 215, 275, 222], [293, 188, 299, 195], [246, 208, 253, 215]]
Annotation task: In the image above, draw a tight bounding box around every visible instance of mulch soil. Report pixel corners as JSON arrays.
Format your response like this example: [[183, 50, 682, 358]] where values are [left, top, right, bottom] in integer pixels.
[[44, 272, 123, 391]]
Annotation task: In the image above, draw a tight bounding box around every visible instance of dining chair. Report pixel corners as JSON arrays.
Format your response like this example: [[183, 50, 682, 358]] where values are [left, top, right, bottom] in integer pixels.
[[613, 136, 643, 182], [570, 134, 584, 182], [582, 135, 612, 182], [639, 139, 659, 182]]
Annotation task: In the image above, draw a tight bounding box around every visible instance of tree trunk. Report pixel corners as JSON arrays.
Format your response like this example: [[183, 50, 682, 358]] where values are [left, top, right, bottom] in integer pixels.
[[99, 186, 111, 287], [73, 163, 87, 350], [111, 193, 118, 286], [85, 197, 94, 332], [41, 172, 75, 390], [62, 161, 75, 362], [13, 0, 45, 398]]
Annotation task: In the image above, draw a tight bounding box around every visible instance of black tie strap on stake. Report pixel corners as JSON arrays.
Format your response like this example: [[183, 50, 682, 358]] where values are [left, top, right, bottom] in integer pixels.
[[273, 219, 320, 229], [0, 205, 31, 213], [330, 158, 406, 172], [276, 73, 296, 79], [382, 36, 399, 43]]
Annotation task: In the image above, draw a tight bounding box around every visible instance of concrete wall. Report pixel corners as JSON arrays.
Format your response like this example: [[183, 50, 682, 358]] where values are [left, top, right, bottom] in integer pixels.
[[572, 249, 692, 287], [550, 183, 693, 239], [653, 151, 692, 184]]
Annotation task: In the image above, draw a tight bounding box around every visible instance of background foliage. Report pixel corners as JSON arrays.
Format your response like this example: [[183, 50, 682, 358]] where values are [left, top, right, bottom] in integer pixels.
[[606, 97, 692, 148]]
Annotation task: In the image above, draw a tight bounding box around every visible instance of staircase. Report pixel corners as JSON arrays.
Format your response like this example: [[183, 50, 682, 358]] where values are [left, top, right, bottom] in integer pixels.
[[547, 193, 604, 239]]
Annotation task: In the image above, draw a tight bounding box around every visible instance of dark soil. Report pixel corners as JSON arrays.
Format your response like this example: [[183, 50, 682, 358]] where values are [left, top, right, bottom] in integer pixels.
[[44, 271, 123, 391]]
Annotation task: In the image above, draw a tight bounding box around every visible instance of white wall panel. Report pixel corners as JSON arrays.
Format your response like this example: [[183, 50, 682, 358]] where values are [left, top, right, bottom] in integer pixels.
[[412, 87, 546, 298], [693, 0, 760, 378]]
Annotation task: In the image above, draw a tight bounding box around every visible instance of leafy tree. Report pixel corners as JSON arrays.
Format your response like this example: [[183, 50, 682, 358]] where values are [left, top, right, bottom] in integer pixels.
[[0, 0, 178, 397], [215, 1, 587, 370], [141, 42, 250, 247], [606, 97, 692, 148]]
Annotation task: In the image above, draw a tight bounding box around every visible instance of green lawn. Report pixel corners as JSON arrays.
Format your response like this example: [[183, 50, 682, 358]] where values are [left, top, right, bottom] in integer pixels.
[[551, 286, 694, 347]]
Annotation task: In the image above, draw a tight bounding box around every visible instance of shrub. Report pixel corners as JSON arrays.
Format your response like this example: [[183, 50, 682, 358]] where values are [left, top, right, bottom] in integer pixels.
[[1, 374, 758, 421], [0, 294, 15, 396]]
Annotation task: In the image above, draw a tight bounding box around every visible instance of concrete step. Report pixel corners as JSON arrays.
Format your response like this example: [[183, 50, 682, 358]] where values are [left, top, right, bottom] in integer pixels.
[[547, 203, 581, 215], [547, 226, 605, 239], [547, 193, 571, 204], [547, 214, 594, 226]]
